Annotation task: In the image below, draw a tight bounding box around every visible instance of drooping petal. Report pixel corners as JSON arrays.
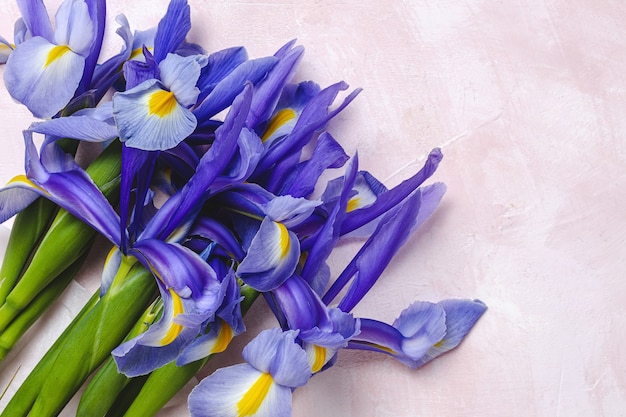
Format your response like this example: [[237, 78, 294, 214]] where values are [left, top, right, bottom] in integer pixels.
[[20, 132, 122, 246], [412, 299, 487, 367], [29, 113, 118, 142], [112, 294, 199, 377], [112, 78, 196, 151], [236, 218, 300, 292], [0, 178, 40, 223], [4, 36, 85, 118], [347, 302, 446, 368], [188, 364, 292, 417], [176, 318, 236, 366]]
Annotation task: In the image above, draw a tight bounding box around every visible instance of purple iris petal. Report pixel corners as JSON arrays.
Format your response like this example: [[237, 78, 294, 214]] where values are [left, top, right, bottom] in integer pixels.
[[340, 148, 443, 235], [300, 154, 358, 285], [141, 83, 253, 241], [130, 239, 222, 309], [22, 132, 121, 246], [29, 114, 118, 142], [324, 189, 423, 311], [153, 0, 190, 63], [253, 82, 361, 175], [192, 56, 277, 122], [77, 0, 106, 95], [279, 131, 349, 198], [189, 217, 246, 262], [246, 42, 304, 128], [196, 46, 248, 98], [0, 184, 40, 224], [17, 0, 53, 40], [273, 275, 359, 349]]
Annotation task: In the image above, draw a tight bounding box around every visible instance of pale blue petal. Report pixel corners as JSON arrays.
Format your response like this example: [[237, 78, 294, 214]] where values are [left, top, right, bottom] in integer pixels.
[[189, 364, 292, 417], [29, 115, 118, 142], [263, 195, 320, 228], [242, 328, 311, 387], [0, 36, 13, 64], [53, 0, 94, 56], [158, 53, 207, 106], [4, 36, 85, 118], [0, 180, 40, 223], [236, 218, 300, 292], [413, 299, 487, 367], [113, 79, 197, 151]]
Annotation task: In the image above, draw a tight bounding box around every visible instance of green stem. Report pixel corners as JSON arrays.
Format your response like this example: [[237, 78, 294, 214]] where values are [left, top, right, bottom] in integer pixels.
[[17, 264, 156, 417], [0, 290, 100, 417], [0, 249, 90, 361], [0, 199, 57, 305], [76, 299, 162, 417]]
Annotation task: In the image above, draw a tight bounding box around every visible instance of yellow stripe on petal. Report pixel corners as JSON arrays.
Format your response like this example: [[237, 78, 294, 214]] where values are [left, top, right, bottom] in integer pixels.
[[211, 321, 234, 354], [45, 45, 71, 67], [346, 197, 361, 213], [276, 222, 290, 259], [148, 89, 177, 118], [311, 345, 327, 373], [261, 108, 296, 143], [8, 174, 48, 195], [237, 372, 273, 417], [160, 289, 184, 345], [362, 341, 396, 354]]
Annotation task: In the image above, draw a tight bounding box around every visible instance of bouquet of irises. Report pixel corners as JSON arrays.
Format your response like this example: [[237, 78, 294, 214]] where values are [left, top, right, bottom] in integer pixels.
[[0, 0, 486, 416]]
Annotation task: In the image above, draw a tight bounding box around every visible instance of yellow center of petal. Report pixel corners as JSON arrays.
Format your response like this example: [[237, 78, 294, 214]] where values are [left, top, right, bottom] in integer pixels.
[[346, 197, 361, 213], [311, 345, 327, 373], [211, 321, 234, 354], [160, 289, 184, 345], [237, 372, 273, 417], [45, 45, 71, 67], [277, 222, 291, 259], [8, 174, 48, 194], [261, 108, 296, 143], [149, 89, 177, 118]]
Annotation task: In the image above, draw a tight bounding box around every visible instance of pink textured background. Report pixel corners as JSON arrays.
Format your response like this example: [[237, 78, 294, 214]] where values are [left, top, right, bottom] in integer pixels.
[[1, 1, 625, 416]]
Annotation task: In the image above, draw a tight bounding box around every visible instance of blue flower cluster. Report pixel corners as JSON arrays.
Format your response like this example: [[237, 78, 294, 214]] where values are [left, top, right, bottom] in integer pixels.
[[0, 1, 485, 416]]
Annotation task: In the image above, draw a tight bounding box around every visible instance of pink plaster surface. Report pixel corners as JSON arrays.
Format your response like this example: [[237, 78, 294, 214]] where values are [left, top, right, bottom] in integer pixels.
[[1, 0, 625, 416]]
